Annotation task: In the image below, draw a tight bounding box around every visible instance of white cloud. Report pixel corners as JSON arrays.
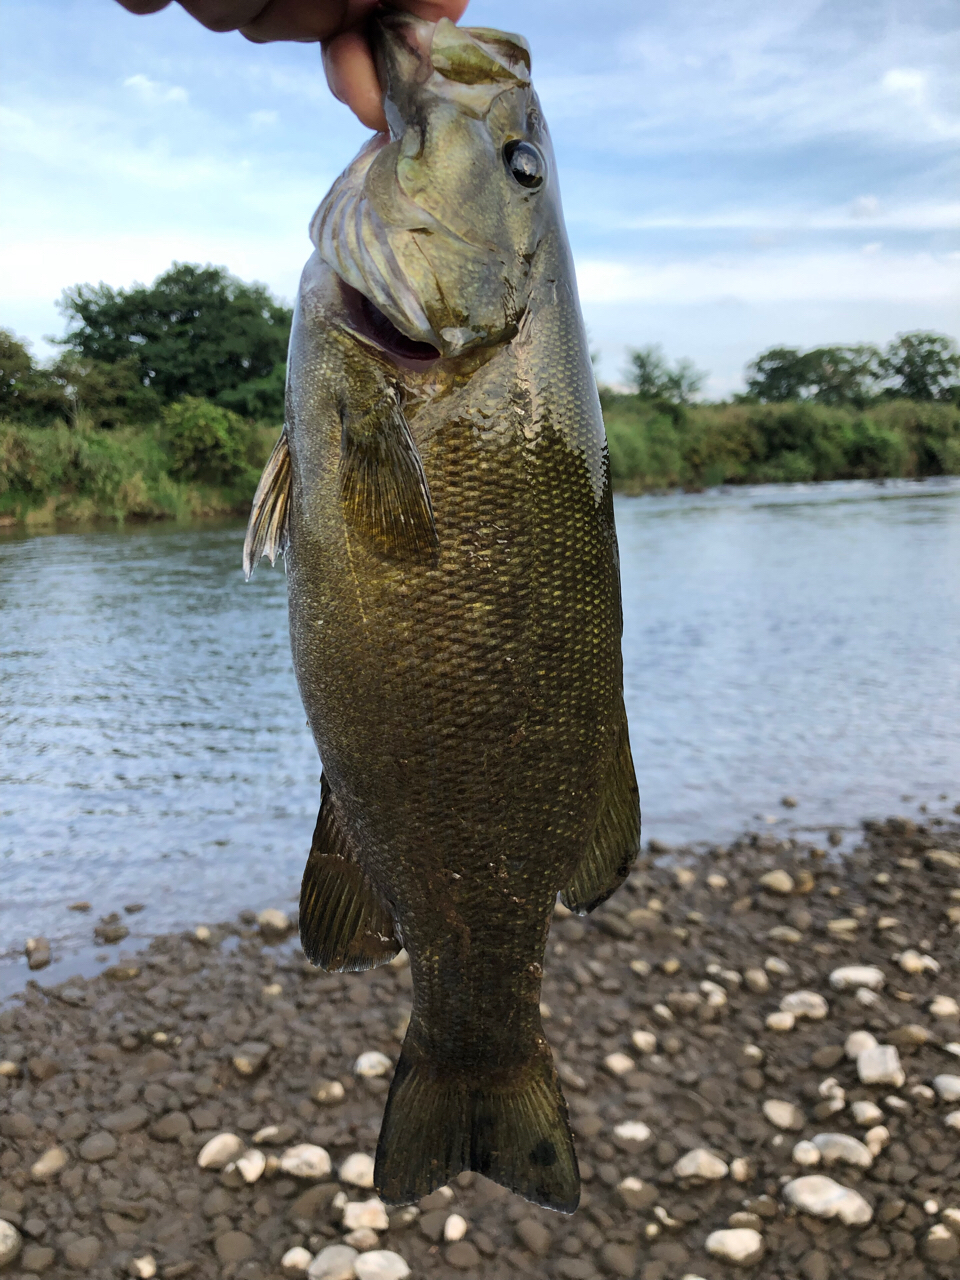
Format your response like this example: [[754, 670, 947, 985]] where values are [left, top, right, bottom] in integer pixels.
[[249, 109, 279, 127], [849, 195, 881, 219], [123, 73, 189, 105]]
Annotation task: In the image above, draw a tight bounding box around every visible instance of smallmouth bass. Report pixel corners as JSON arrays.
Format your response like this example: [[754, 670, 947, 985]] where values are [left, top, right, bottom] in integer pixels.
[[244, 11, 639, 1214]]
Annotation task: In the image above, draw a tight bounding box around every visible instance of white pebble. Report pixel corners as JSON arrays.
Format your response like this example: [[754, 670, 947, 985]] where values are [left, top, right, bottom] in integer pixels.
[[766, 1010, 795, 1032], [829, 965, 885, 992], [845, 1030, 878, 1060], [783, 1175, 873, 1224], [343, 1229, 380, 1251], [759, 870, 795, 894], [945, 1042, 960, 1058], [282, 1247, 314, 1273], [613, 1119, 652, 1143], [343, 1198, 390, 1232], [617, 1176, 651, 1208], [312, 1079, 346, 1104], [744, 968, 770, 993], [673, 1148, 729, 1180], [851, 1100, 884, 1126], [707, 874, 728, 890], [930, 996, 960, 1019], [765, 956, 792, 976], [705, 1227, 765, 1265], [730, 1157, 752, 1182], [818, 1077, 844, 1101], [235, 1148, 267, 1183], [194, 925, 211, 942], [0, 1222, 21, 1269], [857, 1044, 905, 1087], [946, 1111, 960, 1131], [307, 1245, 359, 1280], [811, 1133, 873, 1168], [353, 1251, 411, 1280], [923, 1199, 939, 1215], [933, 1074, 960, 1102], [631, 1030, 658, 1054], [258, 907, 291, 931], [30, 1146, 68, 1179], [856, 988, 881, 1008], [604, 1051, 635, 1076], [443, 1214, 468, 1242], [942, 1206, 960, 1231], [897, 949, 940, 975], [763, 1099, 804, 1130], [339, 1153, 376, 1188], [780, 991, 828, 1019], [197, 1132, 245, 1170], [130, 1258, 157, 1280], [253, 1124, 280, 1143], [791, 1141, 821, 1167], [700, 981, 727, 1007], [354, 1051, 392, 1078], [280, 1145, 333, 1179]]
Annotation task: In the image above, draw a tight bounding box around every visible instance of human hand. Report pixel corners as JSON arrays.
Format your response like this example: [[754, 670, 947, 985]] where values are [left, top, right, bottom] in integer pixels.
[[116, 1, 469, 130]]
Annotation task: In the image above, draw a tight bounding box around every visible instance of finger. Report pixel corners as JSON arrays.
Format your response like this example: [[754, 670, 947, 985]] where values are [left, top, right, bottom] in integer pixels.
[[116, 0, 173, 12], [240, 0, 358, 42], [176, 1, 270, 31], [324, 28, 389, 132], [399, 0, 469, 21]]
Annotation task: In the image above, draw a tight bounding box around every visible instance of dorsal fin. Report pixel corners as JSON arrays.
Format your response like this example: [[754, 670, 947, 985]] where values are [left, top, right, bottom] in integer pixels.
[[243, 431, 292, 580]]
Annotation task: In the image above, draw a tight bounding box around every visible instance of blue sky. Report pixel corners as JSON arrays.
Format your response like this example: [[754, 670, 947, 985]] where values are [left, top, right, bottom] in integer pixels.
[[2, 0, 958, 396]]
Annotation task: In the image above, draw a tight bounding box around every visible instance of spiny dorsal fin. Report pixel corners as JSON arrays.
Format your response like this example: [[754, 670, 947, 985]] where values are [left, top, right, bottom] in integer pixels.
[[243, 431, 292, 580], [339, 389, 439, 564], [300, 775, 401, 972], [561, 700, 640, 914]]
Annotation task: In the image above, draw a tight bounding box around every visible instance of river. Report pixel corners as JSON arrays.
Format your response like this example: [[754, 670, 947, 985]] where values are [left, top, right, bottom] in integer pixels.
[[2, 477, 959, 990]]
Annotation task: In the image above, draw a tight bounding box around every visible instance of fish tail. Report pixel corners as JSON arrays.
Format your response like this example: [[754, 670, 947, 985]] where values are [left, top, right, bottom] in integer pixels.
[[374, 1030, 579, 1213]]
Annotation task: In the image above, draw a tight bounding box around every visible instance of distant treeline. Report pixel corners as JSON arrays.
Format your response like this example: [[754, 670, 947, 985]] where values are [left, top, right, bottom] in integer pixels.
[[2, 261, 959, 525]]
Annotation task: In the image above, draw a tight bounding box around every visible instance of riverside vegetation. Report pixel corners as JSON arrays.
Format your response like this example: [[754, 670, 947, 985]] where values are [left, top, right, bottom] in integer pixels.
[[2, 264, 960, 527]]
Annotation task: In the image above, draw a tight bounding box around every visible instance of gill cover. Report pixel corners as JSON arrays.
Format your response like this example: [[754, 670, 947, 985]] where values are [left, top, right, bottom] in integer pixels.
[[311, 15, 554, 359]]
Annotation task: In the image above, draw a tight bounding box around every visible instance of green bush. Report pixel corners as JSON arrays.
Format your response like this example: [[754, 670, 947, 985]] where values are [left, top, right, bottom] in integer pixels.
[[162, 396, 256, 485]]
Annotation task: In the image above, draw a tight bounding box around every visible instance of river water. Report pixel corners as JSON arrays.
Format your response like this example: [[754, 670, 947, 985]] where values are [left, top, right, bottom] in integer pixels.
[[3, 478, 959, 988]]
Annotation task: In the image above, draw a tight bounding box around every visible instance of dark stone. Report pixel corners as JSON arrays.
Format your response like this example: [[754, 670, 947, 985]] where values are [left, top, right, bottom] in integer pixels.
[[78, 1132, 117, 1162], [214, 1231, 255, 1263], [446, 1241, 481, 1269], [102, 1105, 149, 1133], [63, 1235, 101, 1268], [515, 1218, 551, 1257], [150, 1111, 192, 1141]]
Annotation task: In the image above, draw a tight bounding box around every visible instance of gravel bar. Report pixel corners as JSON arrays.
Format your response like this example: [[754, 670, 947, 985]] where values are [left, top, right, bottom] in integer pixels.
[[2, 813, 960, 1279]]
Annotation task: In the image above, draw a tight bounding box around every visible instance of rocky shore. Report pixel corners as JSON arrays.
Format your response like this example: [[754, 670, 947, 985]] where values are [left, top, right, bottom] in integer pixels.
[[2, 814, 960, 1280]]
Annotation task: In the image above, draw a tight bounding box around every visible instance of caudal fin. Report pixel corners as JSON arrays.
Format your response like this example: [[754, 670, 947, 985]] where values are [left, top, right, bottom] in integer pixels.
[[374, 1034, 579, 1213]]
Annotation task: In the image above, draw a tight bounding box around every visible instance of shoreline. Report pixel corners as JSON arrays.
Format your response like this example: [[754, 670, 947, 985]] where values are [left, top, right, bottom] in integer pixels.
[[2, 814, 960, 1279]]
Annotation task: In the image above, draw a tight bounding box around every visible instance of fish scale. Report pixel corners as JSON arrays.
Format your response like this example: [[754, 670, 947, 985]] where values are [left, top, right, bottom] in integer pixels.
[[244, 11, 639, 1213]]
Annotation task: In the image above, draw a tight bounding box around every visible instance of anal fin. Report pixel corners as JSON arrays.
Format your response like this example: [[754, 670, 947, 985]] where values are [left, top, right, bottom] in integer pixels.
[[339, 388, 439, 563], [243, 431, 292, 580], [561, 700, 640, 914], [300, 776, 400, 972]]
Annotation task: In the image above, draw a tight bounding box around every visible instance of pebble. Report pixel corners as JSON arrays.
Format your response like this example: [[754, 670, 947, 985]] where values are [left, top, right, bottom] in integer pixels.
[[759, 870, 794, 894], [515, 1218, 552, 1256], [811, 1133, 873, 1168], [313, 1079, 347, 1104], [705, 1227, 765, 1265], [236, 1148, 267, 1183], [930, 995, 960, 1018], [744, 968, 770, 993], [25, 936, 52, 970], [445, 1242, 480, 1269], [30, 1146, 68, 1179], [233, 1041, 271, 1075], [673, 1148, 729, 1179], [343, 1199, 390, 1232], [945, 1110, 960, 1130], [354, 1051, 392, 1078], [281, 1246, 314, 1273], [780, 991, 828, 1019], [763, 1099, 804, 1130], [129, 1256, 157, 1278], [604, 1051, 634, 1076], [766, 1011, 795, 1032], [617, 1176, 657, 1209], [307, 1245, 359, 1280], [783, 1175, 873, 1224], [79, 1131, 118, 1162], [198, 1132, 245, 1169], [353, 1252, 411, 1280], [344, 1228, 381, 1250], [792, 1140, 821, 1166], [897, 949, 940, 975], [923, 1224, 960, 1263], [613, 1119, 651, 1143], [0, 1220, 22, 1267], [281, 1145, 333, 1179], [730, 1157, 752, 1182], [933, 1074, 960, 1101], [829, 965, 885, 991], [340, 1152, 376, 1188], [851, 1099, 884, 1125], [631, 1030, 657, 1053], [65, 1235, 102, 1267], [443, 1213, 468, 1242], [845, 1030, 878, 1059], [765, 956, 792, 976], [857, 1044, 905, 1087], [257, 907, 292, 938]]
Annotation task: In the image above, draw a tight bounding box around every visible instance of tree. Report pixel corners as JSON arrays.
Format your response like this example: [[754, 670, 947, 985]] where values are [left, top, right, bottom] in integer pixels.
[[58, 263, 292, 419], [50, 353, 161, 430], [745, 345, 881, 406], [881, 332, 960, 401], [162, 397, 254, 485], [626, 344, 707, 403], [0, 329, 69, 425]]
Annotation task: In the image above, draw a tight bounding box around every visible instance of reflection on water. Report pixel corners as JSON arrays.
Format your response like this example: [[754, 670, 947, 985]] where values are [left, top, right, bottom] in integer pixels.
[[2, 479, 959, 977]]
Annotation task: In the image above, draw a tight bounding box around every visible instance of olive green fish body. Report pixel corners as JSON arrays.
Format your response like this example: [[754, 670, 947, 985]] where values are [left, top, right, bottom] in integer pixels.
[[245, 14, 639, 1212]]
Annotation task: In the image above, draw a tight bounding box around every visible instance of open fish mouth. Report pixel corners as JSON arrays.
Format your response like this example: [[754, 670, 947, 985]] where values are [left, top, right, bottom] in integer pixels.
[[339, 278, 441, 364]]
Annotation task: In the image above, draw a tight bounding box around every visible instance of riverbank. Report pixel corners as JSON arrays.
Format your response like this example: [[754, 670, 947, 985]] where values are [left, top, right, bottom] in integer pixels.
[[3, 399, 959, 529], [2, 814, 960, 1279]]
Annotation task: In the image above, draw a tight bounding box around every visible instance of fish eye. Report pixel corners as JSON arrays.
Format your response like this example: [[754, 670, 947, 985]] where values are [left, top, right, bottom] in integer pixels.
[[503, 140, 545, 190]]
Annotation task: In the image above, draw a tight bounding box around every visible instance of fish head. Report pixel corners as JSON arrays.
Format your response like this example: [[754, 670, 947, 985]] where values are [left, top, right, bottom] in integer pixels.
[[312, 14, 555, 361]]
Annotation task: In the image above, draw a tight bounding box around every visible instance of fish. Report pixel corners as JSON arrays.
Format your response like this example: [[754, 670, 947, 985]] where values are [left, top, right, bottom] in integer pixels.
[[243, 10, 639, 1214]]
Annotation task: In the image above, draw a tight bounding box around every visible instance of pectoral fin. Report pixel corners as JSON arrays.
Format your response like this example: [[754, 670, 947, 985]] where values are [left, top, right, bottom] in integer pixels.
[[243, 431, 292, 580], [561, 701, 640, 914], [339, 389, 439, 563], [300, 775, 401, 972]]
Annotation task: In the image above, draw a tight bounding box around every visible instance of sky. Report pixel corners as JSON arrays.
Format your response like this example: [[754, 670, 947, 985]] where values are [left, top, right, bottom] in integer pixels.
[[2, 0, 958, 397]]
